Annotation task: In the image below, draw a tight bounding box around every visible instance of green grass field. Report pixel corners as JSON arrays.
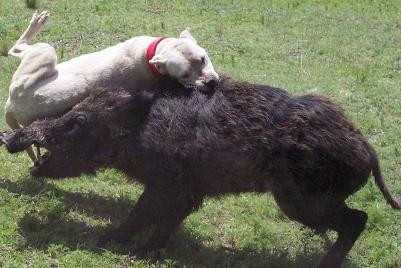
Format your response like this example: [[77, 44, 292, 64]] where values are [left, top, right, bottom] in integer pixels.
[[1, 0, 401, 267]]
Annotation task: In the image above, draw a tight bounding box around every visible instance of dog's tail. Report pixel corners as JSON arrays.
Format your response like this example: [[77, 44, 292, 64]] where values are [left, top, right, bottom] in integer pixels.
[[370, 147, 401, 209]]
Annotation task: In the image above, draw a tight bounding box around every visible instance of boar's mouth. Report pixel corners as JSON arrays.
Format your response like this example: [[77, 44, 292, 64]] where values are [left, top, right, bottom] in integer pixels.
[[30, 148, 52, 175], [0, 129, 43, 153], [1, 128, 50, 165], [30, 145, 97, 178], [0, 129, 91, 178]]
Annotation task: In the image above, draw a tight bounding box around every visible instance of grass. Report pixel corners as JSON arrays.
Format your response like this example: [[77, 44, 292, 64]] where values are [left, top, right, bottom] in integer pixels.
[[1, 0, 401, 267]]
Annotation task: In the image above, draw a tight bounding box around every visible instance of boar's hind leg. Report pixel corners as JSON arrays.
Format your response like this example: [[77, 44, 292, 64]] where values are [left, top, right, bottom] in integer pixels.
[[318, 207, 367, 268], [274, 189, 367, 268], [272, 177, 368, 268], [97, 181, 197, 249]]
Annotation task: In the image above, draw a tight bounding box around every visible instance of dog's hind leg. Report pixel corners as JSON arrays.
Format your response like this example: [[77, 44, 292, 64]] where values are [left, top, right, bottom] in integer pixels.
[[9, 10, 49, 58], [7, 11, 55, 163], [9, 10, 56, 87], [5, 111, 38, 162], [9, 10, 56, 85]]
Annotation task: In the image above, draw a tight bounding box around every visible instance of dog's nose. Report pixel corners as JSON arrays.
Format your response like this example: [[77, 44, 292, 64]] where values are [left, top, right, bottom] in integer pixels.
[[203, 79, 217, 89]]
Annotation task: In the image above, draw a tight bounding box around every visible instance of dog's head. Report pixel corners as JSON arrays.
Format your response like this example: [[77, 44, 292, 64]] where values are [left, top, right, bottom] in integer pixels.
[[149, 29, 219, 91]]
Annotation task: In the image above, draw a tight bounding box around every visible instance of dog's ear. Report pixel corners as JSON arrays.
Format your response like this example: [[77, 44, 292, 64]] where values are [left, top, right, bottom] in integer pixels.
[[149, 55, 167, 69], [179, 28, 197, 44]]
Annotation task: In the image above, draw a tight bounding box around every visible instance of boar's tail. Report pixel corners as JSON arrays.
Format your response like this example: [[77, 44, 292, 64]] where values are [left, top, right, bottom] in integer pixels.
[[370, 147, 401, 210]]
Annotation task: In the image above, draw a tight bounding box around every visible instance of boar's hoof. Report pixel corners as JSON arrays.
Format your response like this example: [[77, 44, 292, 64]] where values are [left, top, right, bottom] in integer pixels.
[[130, 242, 165, 258], [96, 229, 130, 247]]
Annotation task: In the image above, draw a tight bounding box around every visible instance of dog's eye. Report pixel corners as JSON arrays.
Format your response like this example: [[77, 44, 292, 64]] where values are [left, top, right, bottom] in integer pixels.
[[182, 73, 190, 79], [201, 56, 206, 64]]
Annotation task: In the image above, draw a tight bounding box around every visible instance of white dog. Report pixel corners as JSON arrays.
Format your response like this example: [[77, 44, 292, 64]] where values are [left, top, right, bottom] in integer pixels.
[[6, 11, 219, 162]]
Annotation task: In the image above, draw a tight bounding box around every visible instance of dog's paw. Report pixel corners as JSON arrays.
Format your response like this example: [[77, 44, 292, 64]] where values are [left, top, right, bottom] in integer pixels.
[[29, 10, 39, 24], [29, 10, 49, 28]]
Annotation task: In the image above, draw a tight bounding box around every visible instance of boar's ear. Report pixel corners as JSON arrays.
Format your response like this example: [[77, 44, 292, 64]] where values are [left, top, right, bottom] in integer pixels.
[[128, 91, 158, 121], [179, 28, 197, 44], [136, 91, 157, 108]]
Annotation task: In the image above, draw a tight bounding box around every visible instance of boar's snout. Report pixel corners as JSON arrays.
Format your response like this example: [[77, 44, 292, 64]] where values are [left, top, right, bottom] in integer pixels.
[[0, 132, 9, 149], [0, 129, 37, 153], [0, 131, 15, 152]]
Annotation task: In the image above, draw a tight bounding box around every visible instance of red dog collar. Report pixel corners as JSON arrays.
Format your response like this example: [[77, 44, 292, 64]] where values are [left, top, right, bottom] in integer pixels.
[[146, 36, 167, 77]]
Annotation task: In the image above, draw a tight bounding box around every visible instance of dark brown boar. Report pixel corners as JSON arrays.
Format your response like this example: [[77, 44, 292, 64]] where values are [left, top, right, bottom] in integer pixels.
[[1, 78, 400, 268]]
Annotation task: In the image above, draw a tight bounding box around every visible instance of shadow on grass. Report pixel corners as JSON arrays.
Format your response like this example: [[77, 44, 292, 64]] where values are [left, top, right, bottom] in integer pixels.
[[0, 177, 356, 268]]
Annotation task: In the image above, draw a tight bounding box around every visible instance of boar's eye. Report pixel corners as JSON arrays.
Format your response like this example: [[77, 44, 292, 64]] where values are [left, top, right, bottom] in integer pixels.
[[75, 114, 87, 126]]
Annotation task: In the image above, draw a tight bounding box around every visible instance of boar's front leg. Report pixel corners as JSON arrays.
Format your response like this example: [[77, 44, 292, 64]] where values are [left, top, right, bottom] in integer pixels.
[[96, 184, 168, 246], [134, 193, 202, 256], [97, 179, 200, 251]]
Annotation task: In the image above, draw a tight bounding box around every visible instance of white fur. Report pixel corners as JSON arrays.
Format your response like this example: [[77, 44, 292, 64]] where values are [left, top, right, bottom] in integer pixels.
[[6, 11, 219, 161]]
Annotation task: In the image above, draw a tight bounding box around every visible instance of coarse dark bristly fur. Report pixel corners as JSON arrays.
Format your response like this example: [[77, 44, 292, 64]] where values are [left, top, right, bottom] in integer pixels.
[[1, 77, 400, 268]]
